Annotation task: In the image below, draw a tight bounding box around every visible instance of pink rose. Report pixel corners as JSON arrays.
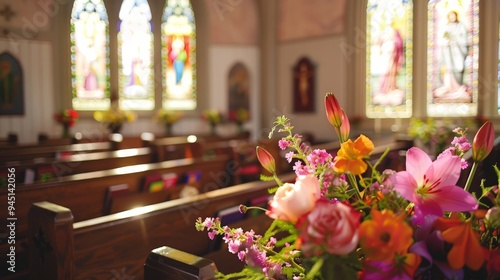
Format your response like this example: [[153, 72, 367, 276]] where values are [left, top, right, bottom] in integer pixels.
[[266, 175, 320, 223], [296, 199, 361, 257]]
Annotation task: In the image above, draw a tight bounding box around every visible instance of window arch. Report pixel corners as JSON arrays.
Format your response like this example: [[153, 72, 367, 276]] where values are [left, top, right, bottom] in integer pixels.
[[70, 0, 110, 111], [427, 0, 479, 117], [117, 0, 154, 111], [162, 0, 196, 110], [365, 0, 413, 118]]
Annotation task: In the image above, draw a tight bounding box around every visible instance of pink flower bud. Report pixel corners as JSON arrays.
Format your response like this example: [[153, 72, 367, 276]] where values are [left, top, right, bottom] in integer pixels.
[[325, 93, 343, 128], [256, 146, 276, 174], [339, 109, 350, 140], [485, 207, 500, 229], [472, 121, 495, 162]]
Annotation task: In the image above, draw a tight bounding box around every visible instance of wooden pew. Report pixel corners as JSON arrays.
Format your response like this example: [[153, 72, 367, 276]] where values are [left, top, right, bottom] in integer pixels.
[[146, 134, 251, 162], [0, 155, 234, 279], [0, 147, 153, 186], [26, 174, 295, 280], [0, 140, 119, 163]]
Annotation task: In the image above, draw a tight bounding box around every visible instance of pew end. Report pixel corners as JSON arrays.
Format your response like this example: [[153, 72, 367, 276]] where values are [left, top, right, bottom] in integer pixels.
[[28, 201, 75, 279], [144, 246, 216, 280]]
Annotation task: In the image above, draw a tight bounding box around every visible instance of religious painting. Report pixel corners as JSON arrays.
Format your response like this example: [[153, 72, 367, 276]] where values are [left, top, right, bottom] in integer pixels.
[[366, 0, 413, 118], [227, 62, 250, 121], [118, 0, 154, 111], [70, 0, 110, 111], [293, 57, 315, 113], [162, 0, 196, 110], [427, 0, 479, 117], [0, 52, 23, 115]]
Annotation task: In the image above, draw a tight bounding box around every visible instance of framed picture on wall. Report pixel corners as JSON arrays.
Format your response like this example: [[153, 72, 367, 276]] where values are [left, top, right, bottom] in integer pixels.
[[0, 52, 24, 116], [293, 57, 315, 113]]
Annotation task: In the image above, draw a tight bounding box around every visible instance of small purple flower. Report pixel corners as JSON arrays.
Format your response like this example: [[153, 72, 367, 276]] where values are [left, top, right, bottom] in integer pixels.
[[285, 151, 294, 163], [278, 139, 291, 150], [207, 230, 217, 240], [203, 217, 215, 228], [293, 161, 312, 176]]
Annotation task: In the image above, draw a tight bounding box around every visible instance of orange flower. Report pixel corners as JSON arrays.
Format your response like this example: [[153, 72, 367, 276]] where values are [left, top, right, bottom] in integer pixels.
[[401, 253, 422, 278], [359, 209, 414, 262], [333, 134, 374, 175], [434, 216, 485, 270]]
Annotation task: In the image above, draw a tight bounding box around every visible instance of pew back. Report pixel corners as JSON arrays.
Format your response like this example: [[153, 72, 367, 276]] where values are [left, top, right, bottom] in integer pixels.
[[28, 175, 294, 279]]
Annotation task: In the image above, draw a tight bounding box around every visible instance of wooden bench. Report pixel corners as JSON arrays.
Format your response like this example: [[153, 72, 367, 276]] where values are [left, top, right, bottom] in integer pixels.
[[0, 147, 153, 186], [0, 140, 120, 163], [26, 174, 295, 280], [0, 155, 236, 278]]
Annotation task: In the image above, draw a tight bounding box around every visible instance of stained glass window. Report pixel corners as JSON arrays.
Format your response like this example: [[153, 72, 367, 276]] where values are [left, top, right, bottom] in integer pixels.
[[118, 0, 154, 111], [71, 0, 110, 111], [366, 0, 413, 118], [427, 0, 479, 117], [162, 0, 196, 110]]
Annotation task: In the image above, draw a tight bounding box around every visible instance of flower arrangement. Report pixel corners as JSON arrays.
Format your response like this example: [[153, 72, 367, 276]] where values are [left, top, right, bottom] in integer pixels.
[[93, 104, 136, 133], [154, 109, 183, 135], [229, 108, 250, 133], [54, 109, 79, 127], [407, 118, 475, 156], [54, 109, 79, 138], [202, 109, 225, 135], [196, 92, 499, 280]]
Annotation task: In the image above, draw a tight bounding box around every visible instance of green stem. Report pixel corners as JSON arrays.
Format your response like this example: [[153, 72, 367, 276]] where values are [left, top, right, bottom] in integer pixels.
[[347, 173, 362, 200], [305, 256, 324, 279], [464, 161, 478, 192]]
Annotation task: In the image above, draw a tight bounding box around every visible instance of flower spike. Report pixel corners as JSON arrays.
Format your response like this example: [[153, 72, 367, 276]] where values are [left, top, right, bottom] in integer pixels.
[[472, 121, 495, 162]]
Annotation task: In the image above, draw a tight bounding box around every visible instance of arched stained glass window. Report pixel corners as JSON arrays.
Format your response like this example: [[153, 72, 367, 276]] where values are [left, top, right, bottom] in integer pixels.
[[427, 0, 479, 117], [366, 0, 413, 118], [71, 0, 110, 111], [118, 0, 154, 111], [162, 0, 196, 110]]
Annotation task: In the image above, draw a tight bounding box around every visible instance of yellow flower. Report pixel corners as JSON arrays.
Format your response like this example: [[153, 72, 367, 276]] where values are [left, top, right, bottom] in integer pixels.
[[155, 109, 182, 124], [359, 209, 414, 262], [333, 134, 374, 175], [434, 216, 485, 270]]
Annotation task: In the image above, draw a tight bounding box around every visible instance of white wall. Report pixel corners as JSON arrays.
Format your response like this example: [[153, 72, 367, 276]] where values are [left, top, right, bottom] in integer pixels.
[[276, 36, 348, 142], [208, 46, 260, 139]]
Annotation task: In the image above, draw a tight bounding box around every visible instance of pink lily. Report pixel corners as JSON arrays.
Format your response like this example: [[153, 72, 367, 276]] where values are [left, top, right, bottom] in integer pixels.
[[393, 147, 478, 225]]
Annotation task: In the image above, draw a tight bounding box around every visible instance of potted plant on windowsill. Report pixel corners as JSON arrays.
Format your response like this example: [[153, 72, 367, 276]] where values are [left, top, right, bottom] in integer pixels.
[[93, 103, 136, 134], [54, 109, 79, 138], [154, 109, 183, 136]]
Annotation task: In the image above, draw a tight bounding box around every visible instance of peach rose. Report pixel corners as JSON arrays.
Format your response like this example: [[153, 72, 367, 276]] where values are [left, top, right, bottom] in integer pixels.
[[296, 199, 361, 257], [266, 175, 320, 223]]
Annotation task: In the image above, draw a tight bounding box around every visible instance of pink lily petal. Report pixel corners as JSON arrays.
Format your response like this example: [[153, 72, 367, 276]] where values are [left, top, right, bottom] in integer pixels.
[[405, 148, 432, 185], [429, 186, 478, 212], [393, 171, 418, 201], [427, 154, 461, 188]]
